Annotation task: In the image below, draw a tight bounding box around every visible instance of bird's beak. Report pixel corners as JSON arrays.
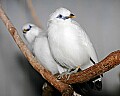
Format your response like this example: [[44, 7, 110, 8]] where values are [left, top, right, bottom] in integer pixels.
[[68, 14, 76, 18], [23, 29, 27, 34]]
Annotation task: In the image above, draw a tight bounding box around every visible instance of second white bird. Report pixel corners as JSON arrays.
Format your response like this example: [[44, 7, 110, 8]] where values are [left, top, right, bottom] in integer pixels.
[[22, 23, 60, 74]]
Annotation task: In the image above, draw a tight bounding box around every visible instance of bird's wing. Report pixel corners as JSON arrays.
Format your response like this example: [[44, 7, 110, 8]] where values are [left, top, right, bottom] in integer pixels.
[[72, 21, 102, 90], [81, 28, 98, 63], [78, 24, 103, 90], [72, 20, 98, 63]]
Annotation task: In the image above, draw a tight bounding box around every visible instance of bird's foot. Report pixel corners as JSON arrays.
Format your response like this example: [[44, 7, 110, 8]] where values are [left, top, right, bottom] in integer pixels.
[[57, 66, 80, 80], [69, 66, 81, 74], [57, 71, 71, 80]]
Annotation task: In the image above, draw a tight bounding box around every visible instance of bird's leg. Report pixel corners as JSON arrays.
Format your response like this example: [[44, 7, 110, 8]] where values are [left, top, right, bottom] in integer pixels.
[[69, 66, 81, 74], [57, 68, 72, 80], [65, 66, 81, 80], [57, 66, 80, 80]]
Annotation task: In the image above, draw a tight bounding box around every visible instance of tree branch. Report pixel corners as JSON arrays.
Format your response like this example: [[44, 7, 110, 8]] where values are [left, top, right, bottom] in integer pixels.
[[0, 5, 73, 96], [60, 50, 120, 84], [26, 0, 43, 29]]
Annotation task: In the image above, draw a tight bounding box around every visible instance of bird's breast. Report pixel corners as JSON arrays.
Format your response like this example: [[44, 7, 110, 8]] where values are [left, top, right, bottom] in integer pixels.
[[48, 24, 89, 68]]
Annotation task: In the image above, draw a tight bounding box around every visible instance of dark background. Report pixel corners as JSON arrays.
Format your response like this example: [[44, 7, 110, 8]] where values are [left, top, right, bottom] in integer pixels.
[[0, 0, 120, 96]]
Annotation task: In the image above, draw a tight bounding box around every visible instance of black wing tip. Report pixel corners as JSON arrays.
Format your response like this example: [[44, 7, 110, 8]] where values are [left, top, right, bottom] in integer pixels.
[[88, 75, 102, 91], [90, 57, 96, 64], [94, 80, 102, 91]]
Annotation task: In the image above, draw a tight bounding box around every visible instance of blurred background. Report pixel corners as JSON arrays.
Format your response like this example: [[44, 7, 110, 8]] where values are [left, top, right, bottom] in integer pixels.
[[0, 0, 120, 96]]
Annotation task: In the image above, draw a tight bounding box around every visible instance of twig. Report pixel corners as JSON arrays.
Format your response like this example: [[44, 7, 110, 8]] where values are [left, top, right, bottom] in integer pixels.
[[60, 50, 120, 84], [0, 5, 73, 96], [26, 0, 43, 29]]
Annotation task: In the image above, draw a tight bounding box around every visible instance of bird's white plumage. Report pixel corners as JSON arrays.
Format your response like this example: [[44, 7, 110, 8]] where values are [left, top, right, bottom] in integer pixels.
[[48, 8, 98, 73], [33, 34, 59, 74], [22, 23, 60, 74]]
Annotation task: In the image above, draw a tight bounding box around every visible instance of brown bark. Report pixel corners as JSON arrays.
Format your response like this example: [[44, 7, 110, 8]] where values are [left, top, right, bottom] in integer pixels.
[[26, 0, 43, 29]]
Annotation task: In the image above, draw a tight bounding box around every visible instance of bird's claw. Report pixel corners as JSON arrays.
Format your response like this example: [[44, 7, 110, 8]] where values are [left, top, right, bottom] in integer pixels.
[[57, 66, 80, 80], [69, 66, 80, 74], [57, 71, 71, 80]]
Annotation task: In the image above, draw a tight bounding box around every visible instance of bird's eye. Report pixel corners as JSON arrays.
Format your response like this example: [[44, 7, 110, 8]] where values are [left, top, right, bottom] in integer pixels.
[[29, 25, 32, 29], [70, 13, 75, 17], [57, 14, 63, 18]]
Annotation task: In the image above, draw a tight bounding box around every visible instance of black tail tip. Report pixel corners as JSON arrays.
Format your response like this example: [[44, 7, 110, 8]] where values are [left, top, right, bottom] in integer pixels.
[[94, 80, 102, 91]]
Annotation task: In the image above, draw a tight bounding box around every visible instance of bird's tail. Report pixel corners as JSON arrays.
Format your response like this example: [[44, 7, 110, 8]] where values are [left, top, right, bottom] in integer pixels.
[[72, 75, 102, 95], [88, 75, 102, 91], [89, 57, 103, 90]]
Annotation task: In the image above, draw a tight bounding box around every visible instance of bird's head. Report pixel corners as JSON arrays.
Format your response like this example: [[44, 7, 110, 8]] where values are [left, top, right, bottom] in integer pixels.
[[49, 8, 75, 23], [22, 23, 41, 44], [22, 23, 35, 34]]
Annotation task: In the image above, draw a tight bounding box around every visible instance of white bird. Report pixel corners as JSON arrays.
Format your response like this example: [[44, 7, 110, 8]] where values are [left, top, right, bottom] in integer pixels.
[[47, 8, 102, 90], [22, 23, 63, 74]]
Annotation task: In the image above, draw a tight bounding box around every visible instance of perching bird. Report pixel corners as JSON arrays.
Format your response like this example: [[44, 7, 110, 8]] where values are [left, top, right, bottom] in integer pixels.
[[47, 8, 102, 90], [22, 23, 63, 74]]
